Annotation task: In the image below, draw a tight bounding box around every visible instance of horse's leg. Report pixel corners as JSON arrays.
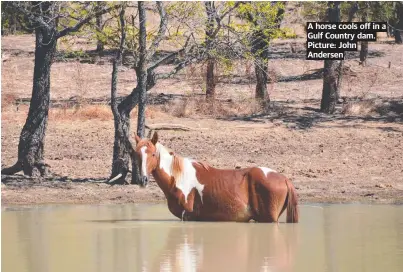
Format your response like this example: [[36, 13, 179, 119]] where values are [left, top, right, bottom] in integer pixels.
[[248, 170, 288, 223], [179, 189, 196, 213]]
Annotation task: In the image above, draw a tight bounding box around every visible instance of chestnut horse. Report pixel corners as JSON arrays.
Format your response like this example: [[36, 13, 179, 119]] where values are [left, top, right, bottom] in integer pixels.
[[130, 132, 299, 223]]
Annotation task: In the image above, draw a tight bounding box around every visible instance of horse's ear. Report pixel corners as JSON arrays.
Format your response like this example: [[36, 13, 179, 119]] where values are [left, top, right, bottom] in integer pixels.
[[151, 131, 158, 145], [134, 133, 141, 144]]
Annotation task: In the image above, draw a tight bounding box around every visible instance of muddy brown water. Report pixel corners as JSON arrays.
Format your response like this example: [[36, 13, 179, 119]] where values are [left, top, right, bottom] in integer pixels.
[[2, 204, 403, 272]]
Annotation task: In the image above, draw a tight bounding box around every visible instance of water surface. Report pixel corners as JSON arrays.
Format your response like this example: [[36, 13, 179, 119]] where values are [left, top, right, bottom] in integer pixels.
[[2, 203, 403, 272]]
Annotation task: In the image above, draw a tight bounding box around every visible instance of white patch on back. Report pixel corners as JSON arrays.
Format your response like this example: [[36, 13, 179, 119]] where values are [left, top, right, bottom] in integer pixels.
[[259, 167, 277, 177], [140, 146, 148, 176], [175, 158, 205, 204]]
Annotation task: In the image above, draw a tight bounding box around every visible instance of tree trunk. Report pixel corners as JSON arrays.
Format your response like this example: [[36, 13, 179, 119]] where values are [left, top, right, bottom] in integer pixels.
[[9, 14, 17, 34], [206, 58, 216, 99], [394, 2, 403, 44], [360, 41, 369, 66], [96, 15, 104, 52], [321, 59, 341, 114], [395, 29, 403, 44], [254, 57, 268, 101], [111, 113, 132, 183], [95, 2, 105, 52], [251, 30, 269, 101], [359, 2, 370, 66], [136, 1, 148, 139], [204, 2, 216, 99], [320, 1, 340, 114], [2, 27, 56, 176]]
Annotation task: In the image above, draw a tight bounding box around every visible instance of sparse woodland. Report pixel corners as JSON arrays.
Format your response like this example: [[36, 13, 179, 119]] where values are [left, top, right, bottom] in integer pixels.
[[1, 1, 402, 204]]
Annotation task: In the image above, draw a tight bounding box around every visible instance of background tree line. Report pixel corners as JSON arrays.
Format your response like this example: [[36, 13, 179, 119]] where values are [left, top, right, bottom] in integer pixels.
[[1, 1, 402, 184]]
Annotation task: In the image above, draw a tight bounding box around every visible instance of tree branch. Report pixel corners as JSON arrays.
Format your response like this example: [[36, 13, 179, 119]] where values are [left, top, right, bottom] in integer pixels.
[[147, 1, 168, 59], [148, 34, 192, 71], [57, 4, 119, 38]]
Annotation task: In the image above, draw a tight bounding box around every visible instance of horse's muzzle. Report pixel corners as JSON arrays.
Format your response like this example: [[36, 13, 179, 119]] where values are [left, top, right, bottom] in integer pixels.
[[140, 176, 148, 187]]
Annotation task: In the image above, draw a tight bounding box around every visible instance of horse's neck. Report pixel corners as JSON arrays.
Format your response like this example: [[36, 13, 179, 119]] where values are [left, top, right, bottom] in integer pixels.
[[152, 143, 175, 191]]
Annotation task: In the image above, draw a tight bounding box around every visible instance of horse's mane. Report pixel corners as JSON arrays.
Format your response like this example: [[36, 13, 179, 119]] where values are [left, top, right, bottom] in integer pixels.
[[156, 143, 211, 186], [172, 154, 184, 185]]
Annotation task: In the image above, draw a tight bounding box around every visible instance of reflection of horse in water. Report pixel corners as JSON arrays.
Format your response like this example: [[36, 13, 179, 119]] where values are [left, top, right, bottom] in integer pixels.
[[152, 223, 299, 272], [129, 132, 299, 223]]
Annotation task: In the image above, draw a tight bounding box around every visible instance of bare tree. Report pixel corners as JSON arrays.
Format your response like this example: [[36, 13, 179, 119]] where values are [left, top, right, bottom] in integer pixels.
[[1, 2, 117, 177], [109, 1, 196, 184], [320, 1, 341, 114]]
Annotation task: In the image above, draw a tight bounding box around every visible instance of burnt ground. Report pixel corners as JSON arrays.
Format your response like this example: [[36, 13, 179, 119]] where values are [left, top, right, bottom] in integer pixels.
[[1, 34, 403, 206]]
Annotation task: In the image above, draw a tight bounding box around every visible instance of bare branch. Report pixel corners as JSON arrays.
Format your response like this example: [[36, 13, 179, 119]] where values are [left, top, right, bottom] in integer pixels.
[[147, 1, 168, 59], [148, 34, 193, 71]]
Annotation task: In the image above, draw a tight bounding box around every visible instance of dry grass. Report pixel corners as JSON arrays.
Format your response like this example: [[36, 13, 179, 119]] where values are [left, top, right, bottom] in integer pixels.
[[48, 104, 162, 121], [342, 98, 403, 118], [342, 100, 380, 116], [161, 96, 266, 118], [49, 104, 113, 121]]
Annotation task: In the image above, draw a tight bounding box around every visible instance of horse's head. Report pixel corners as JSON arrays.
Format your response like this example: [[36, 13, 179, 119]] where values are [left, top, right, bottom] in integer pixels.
[[134, 132, 159, 187]]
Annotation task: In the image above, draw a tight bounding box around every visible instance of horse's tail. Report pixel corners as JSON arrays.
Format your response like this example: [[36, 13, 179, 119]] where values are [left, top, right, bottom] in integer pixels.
[[285, 179, 299, 223]]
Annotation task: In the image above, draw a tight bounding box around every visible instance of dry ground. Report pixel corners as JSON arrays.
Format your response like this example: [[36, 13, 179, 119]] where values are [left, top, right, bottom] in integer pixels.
[[1, 34, 403, 206]]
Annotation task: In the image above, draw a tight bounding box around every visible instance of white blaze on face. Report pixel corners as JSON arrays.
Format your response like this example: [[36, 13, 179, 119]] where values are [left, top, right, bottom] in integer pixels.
[[140, 146, 148, 176], [175, 158, 205, 204], [259, 167, 277, 177]]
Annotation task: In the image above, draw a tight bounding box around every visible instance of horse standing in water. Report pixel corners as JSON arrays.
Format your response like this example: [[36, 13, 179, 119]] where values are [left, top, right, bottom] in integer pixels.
[[130, 132, 299, 223]]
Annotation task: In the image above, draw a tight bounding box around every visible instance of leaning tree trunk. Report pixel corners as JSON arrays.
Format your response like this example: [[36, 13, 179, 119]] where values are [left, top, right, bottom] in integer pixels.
[[2, 27, 56, 176], [320, 1, 340, 114]]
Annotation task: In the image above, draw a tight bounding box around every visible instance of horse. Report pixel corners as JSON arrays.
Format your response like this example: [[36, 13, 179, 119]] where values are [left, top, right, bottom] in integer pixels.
[[129, 132, 299, 223]]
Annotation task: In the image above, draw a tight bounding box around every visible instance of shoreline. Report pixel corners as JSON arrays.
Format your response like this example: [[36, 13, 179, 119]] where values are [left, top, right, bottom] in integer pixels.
[[2, 175, 402, 206]]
